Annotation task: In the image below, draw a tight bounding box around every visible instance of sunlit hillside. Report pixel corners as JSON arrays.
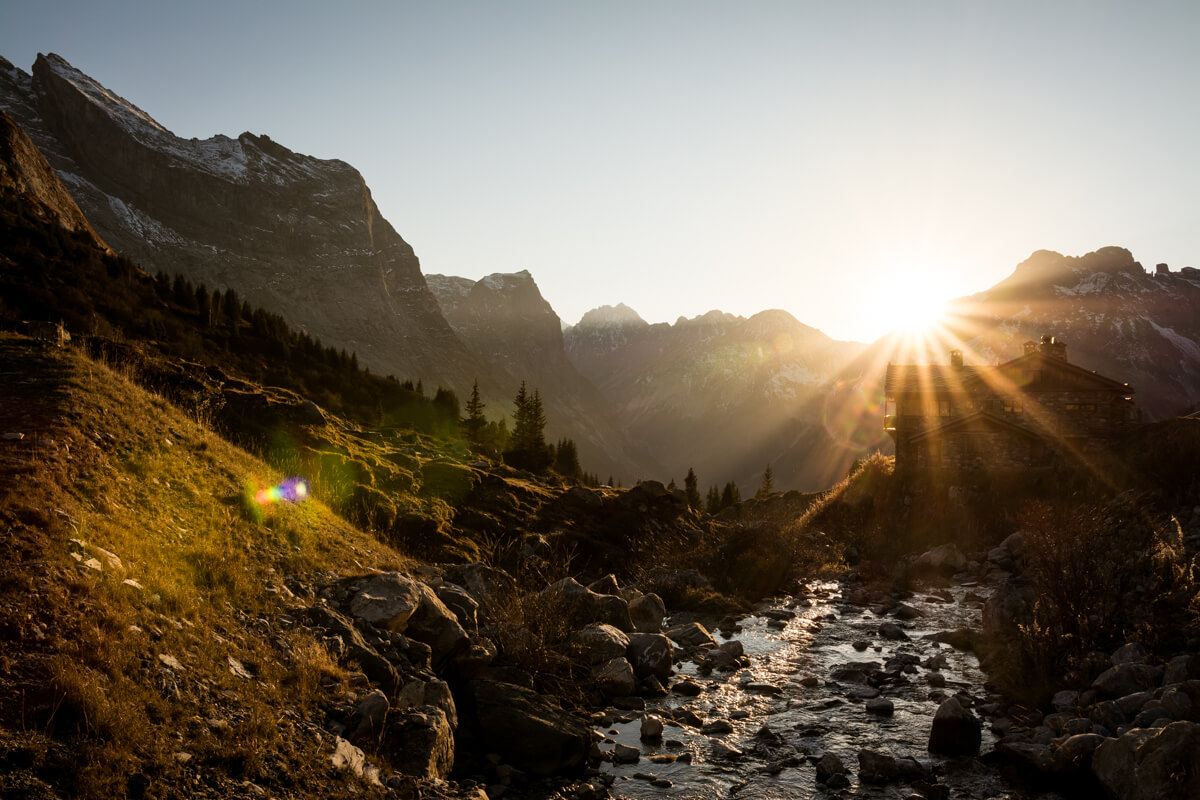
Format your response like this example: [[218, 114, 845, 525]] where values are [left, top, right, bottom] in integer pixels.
[[0, 333, 423, 798]]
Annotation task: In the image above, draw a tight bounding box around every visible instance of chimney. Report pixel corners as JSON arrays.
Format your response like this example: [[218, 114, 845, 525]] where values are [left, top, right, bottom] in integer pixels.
[[1023, 340, 1038, 356], [950, 349, 963, 368], [1039, 335, 1068, 361]]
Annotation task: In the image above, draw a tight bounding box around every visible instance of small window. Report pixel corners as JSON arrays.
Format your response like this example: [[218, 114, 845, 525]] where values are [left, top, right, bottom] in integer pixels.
[[1003, 400, 1022, 414], [938, 399, 951, 417]]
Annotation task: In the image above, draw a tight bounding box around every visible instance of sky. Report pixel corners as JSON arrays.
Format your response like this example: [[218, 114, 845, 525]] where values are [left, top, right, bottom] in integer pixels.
[[2, 1, 1197, 342]]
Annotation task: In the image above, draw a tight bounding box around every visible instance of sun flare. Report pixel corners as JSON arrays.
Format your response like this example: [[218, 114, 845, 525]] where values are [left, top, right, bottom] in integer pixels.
[[861, 264, 958, 341]]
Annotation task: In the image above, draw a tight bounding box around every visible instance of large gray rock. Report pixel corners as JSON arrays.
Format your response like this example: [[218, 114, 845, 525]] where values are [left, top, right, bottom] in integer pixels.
[[912, 543, 967, 574], [627, 633, 675, 681], [628, 592, 667, 632], [347, 572, 468, 665], [468, 679, 592, 775], [349, 572, 424, 631], [382, 707, 455, 780], [345, 689, 390, 746], [665, 621, 717, 649], [927, 697, 981, 756], [1092, 721, 1200, 800], [396, 679, 457, 728], [592, 657, 637, 698], [1111, 642, 1149, 665], [542, 577, 634, 632], [570, 623, 631, 665], [436, 582, 480, 630], [1092, 663, 1163, 698]]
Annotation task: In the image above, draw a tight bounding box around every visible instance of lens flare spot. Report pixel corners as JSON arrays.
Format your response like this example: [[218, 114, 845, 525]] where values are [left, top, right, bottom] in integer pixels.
[[254, 476, 310, 506]]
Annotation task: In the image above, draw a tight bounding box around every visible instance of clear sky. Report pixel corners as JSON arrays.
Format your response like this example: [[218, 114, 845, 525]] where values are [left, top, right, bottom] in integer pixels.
[[2, 1, 1197, 342]]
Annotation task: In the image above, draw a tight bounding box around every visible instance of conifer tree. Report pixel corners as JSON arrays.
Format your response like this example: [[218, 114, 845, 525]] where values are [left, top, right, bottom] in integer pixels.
[[706, 485, 721, 514], [505, 381, 551, 471], [720, 481, 741, 509], [684, 468, 701, 509], [463, 379, 487, 448], [552, 438, 582, 478], [755, 463, 775, 500]]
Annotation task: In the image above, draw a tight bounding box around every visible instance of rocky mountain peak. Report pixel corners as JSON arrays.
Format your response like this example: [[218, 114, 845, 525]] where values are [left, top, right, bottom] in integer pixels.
[[2, 52, 478, 390], [0, 109, 107, 249], [574, 303, 648, 330]]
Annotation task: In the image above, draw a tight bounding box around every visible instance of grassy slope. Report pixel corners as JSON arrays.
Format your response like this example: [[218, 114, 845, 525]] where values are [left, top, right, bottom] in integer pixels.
[[0, 333, 411, 799]]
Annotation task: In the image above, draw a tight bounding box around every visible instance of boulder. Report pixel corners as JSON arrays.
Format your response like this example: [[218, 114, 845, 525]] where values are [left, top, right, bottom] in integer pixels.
[[468, 679, 592, 776], [814, 752, 847, 784], [570, 623, 631, 665], [331, 736, 379, 783], [592, 657, 637, 698], [665, 622, 717, 649], [879, 622, 908, 641], [383, 707, 455, 779], [626, 633, 675, 681], [1092, 663, 1163, 698], [927, 697, 981, 756], [912, 543, 967, 575], [1163, 654, 1200, 684], [612, 742, 640, 764], [349, 572, 423, 631], [858, 749, 899, 784], [542, 577, 634, 632], [442, 562, 517, 620], [706, 640, 745, 671], [628, 593, 667, 632], [1054, 733, 1105, 774], [303, 606, 400, 694], [345, 689, 389, 745], [587, 574, 621, 596], [1111, 642, 1149, 665], [348, 572, 469, 666], [436, 582, 480, 630], [866, 698, 895, 716], [396, 679, 457, 728], [640, 715, 664, 741], [1093, 721, 1200, 800]]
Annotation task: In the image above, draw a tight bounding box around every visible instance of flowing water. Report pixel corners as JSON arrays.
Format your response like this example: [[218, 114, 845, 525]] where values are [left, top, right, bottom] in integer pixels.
[[594, 580, 1037, 799]]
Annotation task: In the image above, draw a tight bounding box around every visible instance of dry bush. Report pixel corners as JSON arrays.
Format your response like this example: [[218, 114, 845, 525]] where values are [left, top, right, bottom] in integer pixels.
[[991, 498, 1200, 700]]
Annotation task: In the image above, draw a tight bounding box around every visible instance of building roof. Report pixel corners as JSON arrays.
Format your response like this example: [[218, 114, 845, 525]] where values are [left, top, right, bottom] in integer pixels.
[[885, 350, 1134, 395]]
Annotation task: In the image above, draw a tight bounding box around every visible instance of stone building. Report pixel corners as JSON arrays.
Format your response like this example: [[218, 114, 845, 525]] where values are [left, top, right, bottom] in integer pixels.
[[884, 336, 1139, 471]]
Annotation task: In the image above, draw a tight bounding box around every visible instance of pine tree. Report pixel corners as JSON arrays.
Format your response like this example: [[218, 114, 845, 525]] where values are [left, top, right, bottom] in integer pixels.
[[755, 463, 775, 500], [667, 478, 677, 492], [552, 438, 581, 478], [684, 468, 701, 509], [463, 379, 487, 448], [706, 485, 721, 514], [720, 481, 741, 509], [505, 382, 551, 471]]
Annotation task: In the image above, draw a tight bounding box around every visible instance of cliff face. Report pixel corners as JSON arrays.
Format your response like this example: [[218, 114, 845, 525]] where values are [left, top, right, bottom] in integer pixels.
[[0, 108, 106, 247], [0, 53, 473, 388]]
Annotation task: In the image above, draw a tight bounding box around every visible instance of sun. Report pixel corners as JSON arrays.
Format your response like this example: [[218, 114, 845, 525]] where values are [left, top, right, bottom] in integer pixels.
[[860, 264, 956, 341]]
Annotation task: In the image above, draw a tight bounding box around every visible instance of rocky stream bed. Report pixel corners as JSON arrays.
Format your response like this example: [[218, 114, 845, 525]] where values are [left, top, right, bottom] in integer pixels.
[[589, 576, 1025, 799]]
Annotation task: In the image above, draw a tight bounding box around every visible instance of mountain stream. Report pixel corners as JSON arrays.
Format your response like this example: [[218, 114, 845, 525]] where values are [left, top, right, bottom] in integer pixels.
[[593, 579, 1041, 799]]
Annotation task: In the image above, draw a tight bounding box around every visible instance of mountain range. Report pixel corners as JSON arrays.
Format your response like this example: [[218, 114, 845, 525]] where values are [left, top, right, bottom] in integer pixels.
[[3, 52, 1198, 491]]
